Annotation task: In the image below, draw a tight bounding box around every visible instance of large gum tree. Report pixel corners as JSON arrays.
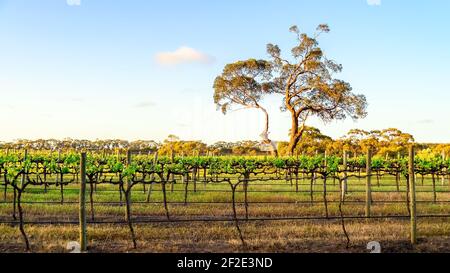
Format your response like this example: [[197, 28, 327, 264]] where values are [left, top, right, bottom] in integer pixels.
[[213, 59, 278, 156], [267, 25, 368, 155]]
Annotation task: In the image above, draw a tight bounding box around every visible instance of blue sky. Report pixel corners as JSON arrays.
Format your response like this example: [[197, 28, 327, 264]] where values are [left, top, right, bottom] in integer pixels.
[[1, 0, 449, 144]]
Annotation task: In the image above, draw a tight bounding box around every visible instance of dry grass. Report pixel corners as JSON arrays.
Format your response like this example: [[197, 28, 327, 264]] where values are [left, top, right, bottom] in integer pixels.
[[1, 176, 449, 253], [1, 219, 450, 253]]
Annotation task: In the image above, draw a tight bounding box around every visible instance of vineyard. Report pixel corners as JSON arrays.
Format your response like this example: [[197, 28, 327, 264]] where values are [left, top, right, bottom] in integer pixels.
[[0, 148, 449, 252]]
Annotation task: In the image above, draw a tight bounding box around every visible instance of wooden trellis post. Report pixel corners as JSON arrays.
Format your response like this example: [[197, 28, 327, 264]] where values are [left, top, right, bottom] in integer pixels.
[[409, 145, 417, 244], [366, 148, 372, 218], [79, 152, 87, 252], [341, 150, 348, 201], [441, 151, 446, 186], [126, 149, 132, 204], [125, 149, 137, 248], [20, 150, 28, 188]]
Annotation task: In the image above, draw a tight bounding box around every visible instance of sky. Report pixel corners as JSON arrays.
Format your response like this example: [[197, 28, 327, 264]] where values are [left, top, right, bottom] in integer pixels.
[[0, 0, 449, 144]]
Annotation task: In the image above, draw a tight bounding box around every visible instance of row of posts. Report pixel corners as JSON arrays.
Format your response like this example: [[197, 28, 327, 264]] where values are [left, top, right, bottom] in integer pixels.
[[350, 146, 416, 244], [77, 147, 418, 251]]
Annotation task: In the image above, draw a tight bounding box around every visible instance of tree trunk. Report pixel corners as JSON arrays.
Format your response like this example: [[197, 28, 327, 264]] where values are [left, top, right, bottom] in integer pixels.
[[229, 183, 246, 248], [258, 107, 278, 157], [162, 181, 170, 220], [288, 115, 306, 156], [17, 190, 31, 251], [124, 188, 137, 249]]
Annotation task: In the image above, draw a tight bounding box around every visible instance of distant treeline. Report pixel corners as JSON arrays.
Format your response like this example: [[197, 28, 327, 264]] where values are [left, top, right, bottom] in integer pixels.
[[1, 127, 449, 158]]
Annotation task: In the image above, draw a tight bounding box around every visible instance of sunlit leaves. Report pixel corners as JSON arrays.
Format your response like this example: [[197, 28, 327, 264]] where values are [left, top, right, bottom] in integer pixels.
[[213, 59, 273, 114]]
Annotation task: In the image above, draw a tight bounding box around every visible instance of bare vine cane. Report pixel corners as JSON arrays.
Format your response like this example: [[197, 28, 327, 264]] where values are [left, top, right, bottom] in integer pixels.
[[242, 173, 250, 220], [309, 171, 315, 205], [157, 172, 171, 221], [227, 179, 246, 249], [16, 186, 31, 251], [341, 150, 348, 203], [6, 150, 32, 251], [86, 173, 97, 221], [322, 173, 328, 219], [146, 151, 158, 202], [3, 167, 7, 201], [119, 150, 142, 249], [183, 173, 189, 205], [336, 175, 351, 249], [321, 157, 329, 219]]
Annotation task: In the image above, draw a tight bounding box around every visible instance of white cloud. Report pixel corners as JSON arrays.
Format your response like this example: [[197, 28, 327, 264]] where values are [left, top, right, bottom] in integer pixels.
[[417, 119, 434, 124], [67, 0, 81, 6], [155, 46, 214, 66], [70, 97, 85, 102], [134, 101, 156, 108], [367, 0, 381, 6]]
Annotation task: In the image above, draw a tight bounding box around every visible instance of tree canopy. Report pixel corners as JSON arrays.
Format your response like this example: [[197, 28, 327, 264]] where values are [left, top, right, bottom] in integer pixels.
[[267, 24, 367, 155], [213, 24, 368, 155], [213, 59, 278, 155]]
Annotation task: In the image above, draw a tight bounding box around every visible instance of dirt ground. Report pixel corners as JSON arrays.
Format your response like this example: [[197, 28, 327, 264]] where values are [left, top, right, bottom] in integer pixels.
[[1, 219, 450, 253]]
